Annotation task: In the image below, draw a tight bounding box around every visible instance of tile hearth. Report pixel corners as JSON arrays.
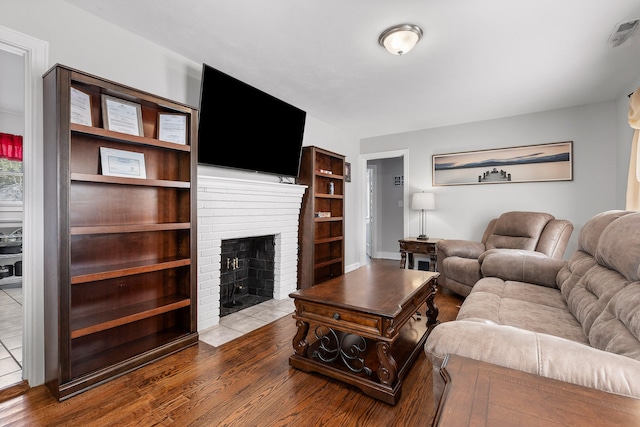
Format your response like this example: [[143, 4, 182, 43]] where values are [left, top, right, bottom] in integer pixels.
[[199, 298, 295, 347]]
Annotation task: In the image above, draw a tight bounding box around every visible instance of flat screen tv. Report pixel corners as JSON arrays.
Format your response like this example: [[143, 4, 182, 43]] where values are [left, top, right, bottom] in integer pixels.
[[197, 63, 307, 178]]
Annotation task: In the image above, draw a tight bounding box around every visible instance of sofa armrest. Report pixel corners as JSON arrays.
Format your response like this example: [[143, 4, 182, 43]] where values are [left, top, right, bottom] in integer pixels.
[[436, 239, 486, 259], [424, 320, 640, 399], [536, 219, 574, 259], [479, 249, 566, 288]]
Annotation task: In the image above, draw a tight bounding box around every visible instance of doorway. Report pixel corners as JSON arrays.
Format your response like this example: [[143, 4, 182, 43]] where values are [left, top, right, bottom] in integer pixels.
[[359, 150, 410, 267], [0, 46, 25, 389], [0, 25, 48, 390]]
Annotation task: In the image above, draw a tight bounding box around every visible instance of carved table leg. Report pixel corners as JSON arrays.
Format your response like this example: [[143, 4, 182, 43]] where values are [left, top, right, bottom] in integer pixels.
[[376, 341, 398, 386], [426, 282, 440, 332], [292, 319, 310, 356], [400, 251, 407, 269]]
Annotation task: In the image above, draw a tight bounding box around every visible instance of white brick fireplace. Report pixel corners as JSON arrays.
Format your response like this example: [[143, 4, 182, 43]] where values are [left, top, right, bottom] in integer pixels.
[[197, 176, 307, 330]]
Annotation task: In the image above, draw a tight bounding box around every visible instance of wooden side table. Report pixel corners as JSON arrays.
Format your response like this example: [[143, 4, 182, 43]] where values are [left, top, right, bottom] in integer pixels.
[[399, 237, 441, 270], [433, 354, 640, 426]]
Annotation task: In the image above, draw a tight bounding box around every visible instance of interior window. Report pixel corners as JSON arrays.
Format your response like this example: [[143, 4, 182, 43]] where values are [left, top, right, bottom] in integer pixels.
[[0, 157, 23, 203]]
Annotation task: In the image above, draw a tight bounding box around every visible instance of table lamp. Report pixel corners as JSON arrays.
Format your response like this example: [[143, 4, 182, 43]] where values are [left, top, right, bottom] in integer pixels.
[[411, 192, 435, 240]]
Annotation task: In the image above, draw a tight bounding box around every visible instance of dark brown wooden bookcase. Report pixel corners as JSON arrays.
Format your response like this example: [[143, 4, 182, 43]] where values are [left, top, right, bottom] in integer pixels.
[[43, 64, 198, 400], [297, 146, 345, 288]]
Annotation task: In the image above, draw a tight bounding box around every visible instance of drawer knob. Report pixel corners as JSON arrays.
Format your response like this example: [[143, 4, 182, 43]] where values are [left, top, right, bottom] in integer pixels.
[[333, 313, 340, 320]]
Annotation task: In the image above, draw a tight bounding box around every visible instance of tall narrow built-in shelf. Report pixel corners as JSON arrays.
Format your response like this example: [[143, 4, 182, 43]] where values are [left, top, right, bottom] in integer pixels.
[[43, 64, 198, 400], [297, 146, 345, 288]]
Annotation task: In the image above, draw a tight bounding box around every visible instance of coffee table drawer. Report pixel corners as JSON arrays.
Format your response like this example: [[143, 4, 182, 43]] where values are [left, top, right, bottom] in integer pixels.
[[295, 301, 383, 338]]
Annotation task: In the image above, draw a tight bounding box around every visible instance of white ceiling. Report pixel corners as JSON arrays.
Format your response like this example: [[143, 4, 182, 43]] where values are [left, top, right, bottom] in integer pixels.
[[64, 0, 640, 139]]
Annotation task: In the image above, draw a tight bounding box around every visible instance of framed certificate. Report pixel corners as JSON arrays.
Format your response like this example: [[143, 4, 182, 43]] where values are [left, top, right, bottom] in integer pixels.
[[70, 87, 93, 126], [101, 94, 144, 137], [158, 113, 187, 144], [100, 147, 146, 179]]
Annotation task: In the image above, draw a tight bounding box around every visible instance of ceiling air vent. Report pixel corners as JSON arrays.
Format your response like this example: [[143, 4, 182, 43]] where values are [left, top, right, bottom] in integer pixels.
[[608, 18, 639, 47]]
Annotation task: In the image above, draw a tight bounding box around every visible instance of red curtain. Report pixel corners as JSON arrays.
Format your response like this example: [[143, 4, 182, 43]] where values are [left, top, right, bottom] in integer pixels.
[[0, 133, 23, 161]]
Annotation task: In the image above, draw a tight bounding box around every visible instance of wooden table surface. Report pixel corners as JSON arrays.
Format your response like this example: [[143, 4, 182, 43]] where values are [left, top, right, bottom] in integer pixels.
[[289, 262, 438, 317], [433, 354, 640, 426]]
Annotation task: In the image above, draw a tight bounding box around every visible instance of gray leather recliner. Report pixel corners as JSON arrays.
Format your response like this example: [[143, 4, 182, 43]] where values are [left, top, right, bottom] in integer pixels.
[[436, 211, 574, 297]]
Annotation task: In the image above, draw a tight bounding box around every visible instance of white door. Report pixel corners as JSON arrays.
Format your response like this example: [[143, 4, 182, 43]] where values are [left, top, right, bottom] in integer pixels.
[[366, 165, 376, 261]]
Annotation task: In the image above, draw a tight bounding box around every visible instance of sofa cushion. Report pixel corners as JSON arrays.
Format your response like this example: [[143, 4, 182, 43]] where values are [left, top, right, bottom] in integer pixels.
[[558, 211, 640, 357], [578, 210, 633, 257], [425, 321, 640, 399], [458, 278, 588, 344], [485, 211, 553, 251], [565, 264, 630, 339], [480, 249, 565, 288], [442, 256, 482, 289], [557, 251, 599, 299], [590, 283, 640, 360], [586, 212, 640, 360], [437, 239, 486, 259], [595, 212, 640, 282]]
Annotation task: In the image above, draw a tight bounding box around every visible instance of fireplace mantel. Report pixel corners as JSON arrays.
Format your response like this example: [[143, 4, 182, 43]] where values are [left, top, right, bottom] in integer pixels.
[[197, 175, 307, 330]]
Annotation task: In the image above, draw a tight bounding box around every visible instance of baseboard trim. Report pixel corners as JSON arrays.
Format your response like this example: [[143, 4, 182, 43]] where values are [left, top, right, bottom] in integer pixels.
[[0, 380, 29, 403]]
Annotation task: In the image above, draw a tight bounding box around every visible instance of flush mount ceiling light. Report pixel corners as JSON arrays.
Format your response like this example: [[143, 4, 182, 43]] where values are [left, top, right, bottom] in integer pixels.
[[378, 24, 423, 56]]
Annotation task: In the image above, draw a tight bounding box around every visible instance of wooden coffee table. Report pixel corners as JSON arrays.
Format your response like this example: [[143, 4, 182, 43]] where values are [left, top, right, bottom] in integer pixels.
[[289, 263, 439, 405]]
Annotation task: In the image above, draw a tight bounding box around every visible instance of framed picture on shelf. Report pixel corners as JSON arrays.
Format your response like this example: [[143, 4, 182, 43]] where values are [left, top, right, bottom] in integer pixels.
[[100, 147, 146, 179], [344, 162, 351, 182], [70, 87, 93, 126], [101, 94, 144, 137], [157, 112, 187, 144]]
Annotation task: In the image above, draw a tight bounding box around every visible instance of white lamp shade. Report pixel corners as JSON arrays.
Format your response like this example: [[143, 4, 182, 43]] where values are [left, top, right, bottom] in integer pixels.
[[411, 192, 435, 210]]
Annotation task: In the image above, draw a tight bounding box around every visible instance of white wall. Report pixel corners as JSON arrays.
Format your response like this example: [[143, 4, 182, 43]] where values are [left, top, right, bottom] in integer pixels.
[[361, 101, 620, 257], [0, 0, 361, 270], [0, 49, 24, 135]]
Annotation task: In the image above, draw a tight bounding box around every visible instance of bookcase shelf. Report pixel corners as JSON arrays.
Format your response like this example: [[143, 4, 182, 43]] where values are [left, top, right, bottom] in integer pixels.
[[70, 123, 192, 152], [43, 64, 198, 400], [70, 295, 191, 338], [297, 146, 345, 288], [70, 223, 191, 235], [70, 256, 191, 284], [70, 172, 191, 188], [315, 236, 343, 245]]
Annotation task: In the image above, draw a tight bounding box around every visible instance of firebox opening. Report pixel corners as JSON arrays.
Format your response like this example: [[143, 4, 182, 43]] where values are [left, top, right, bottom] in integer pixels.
[[220, 235, 275, 317]]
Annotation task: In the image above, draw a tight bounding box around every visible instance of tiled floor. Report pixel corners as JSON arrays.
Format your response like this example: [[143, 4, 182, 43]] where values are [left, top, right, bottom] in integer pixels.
[[199, 298, 296, 347], [0, 285, 23, 389]]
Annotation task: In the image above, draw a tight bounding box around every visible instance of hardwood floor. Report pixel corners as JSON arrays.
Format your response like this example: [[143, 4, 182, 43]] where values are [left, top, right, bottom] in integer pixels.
[[0, 263, 463, 426]]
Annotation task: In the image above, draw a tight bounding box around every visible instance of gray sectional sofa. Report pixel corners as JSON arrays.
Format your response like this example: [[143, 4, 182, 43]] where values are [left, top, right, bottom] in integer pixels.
[[425, 210, 640, 404]]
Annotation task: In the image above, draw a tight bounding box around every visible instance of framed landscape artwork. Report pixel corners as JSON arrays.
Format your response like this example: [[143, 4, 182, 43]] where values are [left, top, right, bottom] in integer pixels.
[[432, 141, 573, 186]]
